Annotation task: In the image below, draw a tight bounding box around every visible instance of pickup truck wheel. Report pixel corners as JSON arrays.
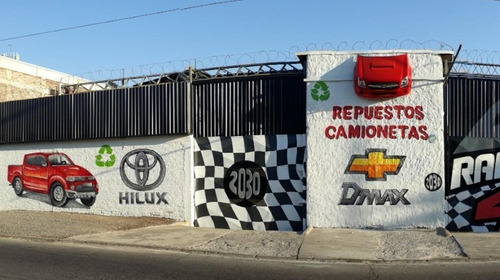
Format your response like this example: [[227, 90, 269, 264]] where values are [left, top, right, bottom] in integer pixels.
[[80, 197, 96, 207], [50, 183, 68, 207], [13, 177, 24, 196]]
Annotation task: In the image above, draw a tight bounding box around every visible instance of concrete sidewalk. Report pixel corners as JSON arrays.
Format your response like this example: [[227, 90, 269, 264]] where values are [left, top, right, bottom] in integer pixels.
[[1, 210, 499, 262], [66, 224, 466, 261]]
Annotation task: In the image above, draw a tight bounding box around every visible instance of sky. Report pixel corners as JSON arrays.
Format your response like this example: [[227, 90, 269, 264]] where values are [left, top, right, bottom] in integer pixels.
[[0, 0, 499, 80]]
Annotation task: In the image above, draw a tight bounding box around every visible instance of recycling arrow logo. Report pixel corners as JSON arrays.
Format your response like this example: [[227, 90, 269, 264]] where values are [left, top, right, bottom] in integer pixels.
[[96, 145, 116, 167], [311, 81, 331, 101]]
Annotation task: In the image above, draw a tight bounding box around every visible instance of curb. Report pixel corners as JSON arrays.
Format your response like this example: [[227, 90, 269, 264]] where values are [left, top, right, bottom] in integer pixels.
[[0, 235, 483, 264], [451, 235, 470, 258]]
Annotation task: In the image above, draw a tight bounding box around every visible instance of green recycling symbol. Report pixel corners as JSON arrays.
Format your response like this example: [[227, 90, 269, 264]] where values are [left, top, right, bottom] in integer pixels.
[[96, 145, 116, 167], [311, 81, 331, 101]]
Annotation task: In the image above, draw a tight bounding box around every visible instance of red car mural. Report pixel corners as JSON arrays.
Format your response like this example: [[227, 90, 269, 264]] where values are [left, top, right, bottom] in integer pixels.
[[7, 153, 99, 207]]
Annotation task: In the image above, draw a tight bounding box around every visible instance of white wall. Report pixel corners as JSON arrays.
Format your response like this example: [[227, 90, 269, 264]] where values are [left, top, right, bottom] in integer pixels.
[[0, 136, 192, 221], [301, 50, 450, 228]]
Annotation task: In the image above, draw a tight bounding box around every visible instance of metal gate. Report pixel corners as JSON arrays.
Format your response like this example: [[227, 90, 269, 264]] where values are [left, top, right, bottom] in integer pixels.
[[445, 62, 500, 232]]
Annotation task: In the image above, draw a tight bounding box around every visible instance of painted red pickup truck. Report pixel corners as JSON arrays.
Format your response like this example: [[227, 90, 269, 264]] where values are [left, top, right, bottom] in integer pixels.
[[7, 152, 99, 207]]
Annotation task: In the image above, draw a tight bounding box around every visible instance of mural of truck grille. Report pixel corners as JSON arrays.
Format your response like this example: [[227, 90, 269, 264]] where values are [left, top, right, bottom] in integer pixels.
[[193, 135, 306, 231], [75, 184, 97, 192]]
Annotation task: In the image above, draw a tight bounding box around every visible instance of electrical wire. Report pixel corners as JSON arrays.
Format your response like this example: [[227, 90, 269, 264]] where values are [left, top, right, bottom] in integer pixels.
[[0, 0, 242, 42]]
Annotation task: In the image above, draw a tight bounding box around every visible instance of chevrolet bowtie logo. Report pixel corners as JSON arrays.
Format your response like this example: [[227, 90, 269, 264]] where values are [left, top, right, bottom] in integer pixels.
[[345, 149, 405, 181]]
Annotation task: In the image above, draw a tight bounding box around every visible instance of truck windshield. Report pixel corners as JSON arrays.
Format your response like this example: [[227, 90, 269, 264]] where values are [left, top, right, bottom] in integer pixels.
[[48, 154, 73, 166]]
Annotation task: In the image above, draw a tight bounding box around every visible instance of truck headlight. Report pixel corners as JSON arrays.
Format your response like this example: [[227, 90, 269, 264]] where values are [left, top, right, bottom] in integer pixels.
[[67, 176, 87, 182], [401, 76, 409, 87], [357, 77, 366, 88]]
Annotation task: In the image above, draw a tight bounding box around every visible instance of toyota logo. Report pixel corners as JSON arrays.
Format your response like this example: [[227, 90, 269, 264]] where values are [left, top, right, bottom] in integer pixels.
[[120, 149, 166, 191]]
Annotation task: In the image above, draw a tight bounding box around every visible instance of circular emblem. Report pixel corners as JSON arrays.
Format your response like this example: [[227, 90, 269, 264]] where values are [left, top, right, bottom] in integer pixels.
[[425, 173, 442, 192], [224, 161, 268, 207], [96, 145, 116, 167], [311, 81, 331, 101], [120, 149, 166, 191]]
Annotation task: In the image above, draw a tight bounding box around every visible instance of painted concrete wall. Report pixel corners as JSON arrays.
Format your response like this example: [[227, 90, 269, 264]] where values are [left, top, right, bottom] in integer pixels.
[[193, 135, 307, 231], [301, 50, 450, 228], [0, 136, 192, 221]]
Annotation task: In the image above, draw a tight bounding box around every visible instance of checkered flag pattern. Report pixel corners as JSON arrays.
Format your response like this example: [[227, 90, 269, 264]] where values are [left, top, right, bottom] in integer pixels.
[[193, 135, 306, 231], [446, 183, 499, 232]]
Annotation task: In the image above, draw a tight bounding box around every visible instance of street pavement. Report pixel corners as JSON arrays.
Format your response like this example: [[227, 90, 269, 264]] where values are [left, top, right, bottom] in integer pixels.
[[0, 210, 499, 262]]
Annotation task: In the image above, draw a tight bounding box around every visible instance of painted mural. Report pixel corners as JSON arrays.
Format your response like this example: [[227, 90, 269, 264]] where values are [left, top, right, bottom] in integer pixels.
[[7, 152, 98, 207], [193, 135, 306, 231], [301, 51, 450, 228], [0, 136, 191, 220], [119, 149, 168, 205], [4, 51, 496, 232], [446, 137, 500, 232]]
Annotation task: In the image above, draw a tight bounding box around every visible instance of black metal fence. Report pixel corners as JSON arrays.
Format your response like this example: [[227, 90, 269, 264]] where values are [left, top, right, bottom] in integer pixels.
[[0, 83, 189, 143], [0, 63, 306, 144], [447, 75, 500, 138], [192, 74, 306, 137]]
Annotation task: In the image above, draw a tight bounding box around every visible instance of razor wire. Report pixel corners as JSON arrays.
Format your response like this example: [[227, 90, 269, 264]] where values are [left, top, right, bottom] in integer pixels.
[[450, 49, 500, 76], [70, 39, 455, 81], [69, 39, 500, 83]]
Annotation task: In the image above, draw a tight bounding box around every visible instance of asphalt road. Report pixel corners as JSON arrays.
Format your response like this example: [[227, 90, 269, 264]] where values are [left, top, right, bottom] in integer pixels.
[[0, 238, 499, 280]]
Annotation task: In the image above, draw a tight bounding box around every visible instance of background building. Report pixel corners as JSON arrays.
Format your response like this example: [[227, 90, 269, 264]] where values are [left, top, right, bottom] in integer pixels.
[[0, 54, 86, 102]]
